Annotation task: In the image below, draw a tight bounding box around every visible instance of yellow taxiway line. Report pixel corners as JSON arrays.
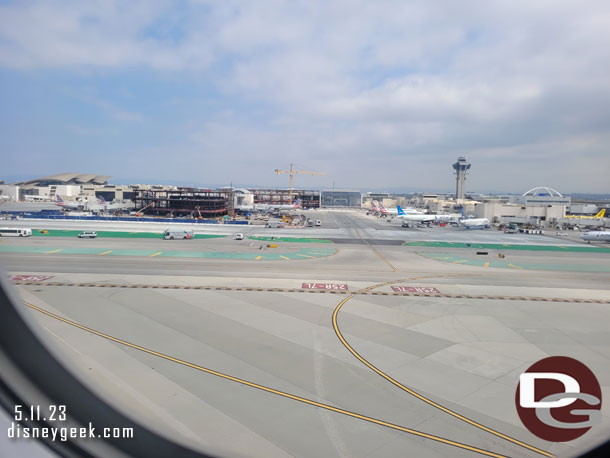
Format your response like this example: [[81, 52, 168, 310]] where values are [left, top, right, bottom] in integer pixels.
[[22, 300, 509, 458], [332, 279, 553, 458], [354, 228, 398, 272], [97, 250, 112, 256], [149, 252, 162, 257], [46, 249, 63, 254]]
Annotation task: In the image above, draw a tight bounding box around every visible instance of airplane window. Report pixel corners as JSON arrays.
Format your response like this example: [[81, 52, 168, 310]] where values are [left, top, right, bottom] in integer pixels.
[[1, 2, 609, 458]]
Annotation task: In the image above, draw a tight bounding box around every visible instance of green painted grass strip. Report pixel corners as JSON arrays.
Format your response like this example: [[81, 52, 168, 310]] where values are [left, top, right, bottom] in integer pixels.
[[404, 241, 610, 253], [30, 229, 225, 239], [249, 236, 332, 243]]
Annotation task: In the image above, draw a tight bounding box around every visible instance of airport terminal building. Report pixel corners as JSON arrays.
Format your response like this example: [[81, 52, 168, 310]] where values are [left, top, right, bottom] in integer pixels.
[[321, 191, 362, 207]]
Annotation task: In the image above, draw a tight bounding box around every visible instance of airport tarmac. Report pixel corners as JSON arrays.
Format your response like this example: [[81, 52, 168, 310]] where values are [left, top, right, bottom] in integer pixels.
[[1, 209, 609, 458]]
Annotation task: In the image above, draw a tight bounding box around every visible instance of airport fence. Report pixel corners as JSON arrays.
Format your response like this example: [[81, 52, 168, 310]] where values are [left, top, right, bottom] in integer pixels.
[[1, 211, 221, 224]]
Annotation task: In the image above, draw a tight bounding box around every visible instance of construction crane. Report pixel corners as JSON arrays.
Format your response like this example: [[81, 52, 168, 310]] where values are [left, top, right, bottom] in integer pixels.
[[134, 201, 155, 217], [275, 163, 326, 202]]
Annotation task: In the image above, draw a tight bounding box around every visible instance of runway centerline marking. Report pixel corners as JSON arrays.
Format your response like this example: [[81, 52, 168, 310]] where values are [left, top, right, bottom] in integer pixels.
[[331, 275, 554, 458], [22, 300, 508, 458]]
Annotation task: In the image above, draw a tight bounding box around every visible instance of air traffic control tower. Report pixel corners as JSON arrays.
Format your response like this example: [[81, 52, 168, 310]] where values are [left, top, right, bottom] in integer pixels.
[[452, 156, 471, 200]]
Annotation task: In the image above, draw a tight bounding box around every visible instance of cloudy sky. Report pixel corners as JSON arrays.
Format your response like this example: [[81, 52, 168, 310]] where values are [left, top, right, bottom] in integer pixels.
[[1, 0, 609, 193]]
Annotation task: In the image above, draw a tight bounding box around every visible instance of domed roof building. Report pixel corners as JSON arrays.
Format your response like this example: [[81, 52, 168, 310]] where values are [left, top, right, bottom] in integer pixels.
[[514, 186, 571, 206]]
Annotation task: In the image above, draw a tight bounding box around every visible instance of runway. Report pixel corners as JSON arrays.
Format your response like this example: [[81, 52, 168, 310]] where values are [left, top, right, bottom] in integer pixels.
[[1, 209, 609, 457]]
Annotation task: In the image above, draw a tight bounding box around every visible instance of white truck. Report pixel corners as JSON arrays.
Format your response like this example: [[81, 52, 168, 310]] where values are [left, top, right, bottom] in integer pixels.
[[163, 229, 195, 240], [265, 220, 284, 228]]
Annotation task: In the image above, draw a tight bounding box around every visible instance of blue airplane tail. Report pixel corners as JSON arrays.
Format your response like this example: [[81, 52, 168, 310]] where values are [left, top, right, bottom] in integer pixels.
[[396, 205, 405, 216]]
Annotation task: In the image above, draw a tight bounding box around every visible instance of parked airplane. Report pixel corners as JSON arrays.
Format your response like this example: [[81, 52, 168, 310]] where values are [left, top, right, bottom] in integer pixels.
[[254, 199, 302, 212], [24, 195, 53, 202], [460, 217, 491, 229], [56, 195, 132, 212], [433, 212, 462, 222], [396, 206, 436, 222], [380, 203, 423, 216], [93, 196, 132, 211], [580, 230, 610, 243], [55, 195, 84, 210], [566, 209, 606, 219], [395, 206, 460, 224], [368, 200, 383, 214]]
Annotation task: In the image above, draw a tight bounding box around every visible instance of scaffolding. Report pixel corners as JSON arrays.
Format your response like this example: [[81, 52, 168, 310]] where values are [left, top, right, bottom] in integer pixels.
[[134, 188, 233, 217]]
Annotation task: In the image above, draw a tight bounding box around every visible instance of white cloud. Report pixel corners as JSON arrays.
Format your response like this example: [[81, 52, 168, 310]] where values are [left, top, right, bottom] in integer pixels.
[[1, 0, 609, 191]]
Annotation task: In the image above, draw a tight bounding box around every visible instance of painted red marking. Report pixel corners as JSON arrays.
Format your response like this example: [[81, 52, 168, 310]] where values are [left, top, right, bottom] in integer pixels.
[[302, 283, 348, 290], [391, 286, 440, 294], [10, 275, 54, 282]]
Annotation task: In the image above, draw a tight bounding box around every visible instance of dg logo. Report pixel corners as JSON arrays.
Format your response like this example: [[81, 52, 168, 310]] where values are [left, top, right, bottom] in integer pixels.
[[516, 356, 602, 442]]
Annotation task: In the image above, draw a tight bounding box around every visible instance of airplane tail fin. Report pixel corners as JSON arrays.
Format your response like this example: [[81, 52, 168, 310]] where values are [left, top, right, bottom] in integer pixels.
[[396, 205, 405, 216], [294, 199, 302, 207], [98, 196, 107, 205], [595, 209, 605, 218], [56, 195, 65, 205]]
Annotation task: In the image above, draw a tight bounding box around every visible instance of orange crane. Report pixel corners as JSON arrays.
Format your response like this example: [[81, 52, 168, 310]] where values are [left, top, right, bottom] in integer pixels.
[[275, 163, 326, 202], [134, 201, 155, 217]]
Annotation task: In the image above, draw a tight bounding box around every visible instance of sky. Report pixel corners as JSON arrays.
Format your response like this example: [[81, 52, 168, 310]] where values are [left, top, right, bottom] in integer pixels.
[[0, 0, 609, 193]]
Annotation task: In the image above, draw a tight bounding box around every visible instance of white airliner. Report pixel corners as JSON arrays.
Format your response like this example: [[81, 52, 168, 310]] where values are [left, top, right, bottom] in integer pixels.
[[55, 195, 84, 210], [24, 195, 53, 202], [460, 217, 491, 229], [378, 202, 423, 216], [367, 201, 383, 214], [395, 206, 460, 223], [580, 231, 610, 243], [56, 195, 132, 212], [254, 199, 302, 212], [396, 206, 436, 222]]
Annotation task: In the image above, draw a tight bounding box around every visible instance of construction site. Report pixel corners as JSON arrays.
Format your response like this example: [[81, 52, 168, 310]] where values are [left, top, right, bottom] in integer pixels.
[[133, 188, 233, 218]]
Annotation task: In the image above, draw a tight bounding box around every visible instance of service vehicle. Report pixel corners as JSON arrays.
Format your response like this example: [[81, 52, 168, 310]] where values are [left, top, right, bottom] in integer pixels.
[[0, 227, 32, 237], [78, 231, 97, 238], [234, 233, 244, 240], [163, 229, 195, 240], [315, 220, 321, 226]]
